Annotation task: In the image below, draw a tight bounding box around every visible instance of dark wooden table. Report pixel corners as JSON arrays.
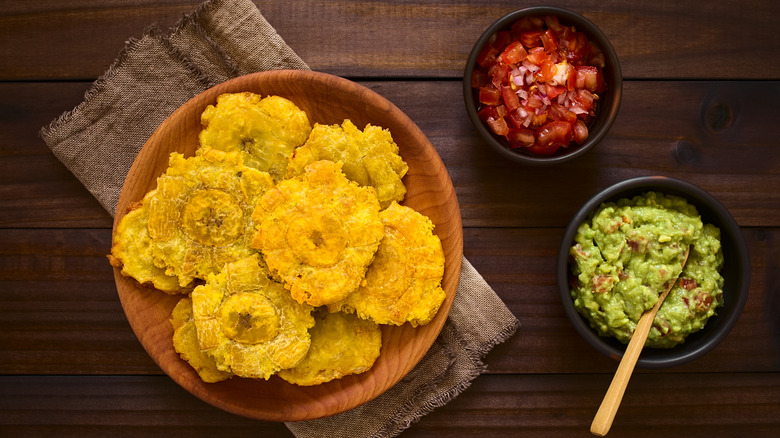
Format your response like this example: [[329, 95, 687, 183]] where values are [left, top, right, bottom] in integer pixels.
[[2, 1, 779, 436]]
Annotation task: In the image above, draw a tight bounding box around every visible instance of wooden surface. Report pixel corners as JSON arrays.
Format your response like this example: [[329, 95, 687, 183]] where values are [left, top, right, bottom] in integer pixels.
[[1, 1, 779, 436]]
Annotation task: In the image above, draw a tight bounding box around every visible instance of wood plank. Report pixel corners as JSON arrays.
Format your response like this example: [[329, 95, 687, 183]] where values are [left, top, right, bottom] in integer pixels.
[[0, 375, 291, 437], [3, 80, 780, 228], [408, 373, 780, 437], [1, 373, 778, 437], [0, 1, 778, 80], [1, 227, 777, 375]]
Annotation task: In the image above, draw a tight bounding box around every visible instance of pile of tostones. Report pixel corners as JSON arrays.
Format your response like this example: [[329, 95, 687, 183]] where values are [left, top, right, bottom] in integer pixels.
[[108, 92, 446, 385]]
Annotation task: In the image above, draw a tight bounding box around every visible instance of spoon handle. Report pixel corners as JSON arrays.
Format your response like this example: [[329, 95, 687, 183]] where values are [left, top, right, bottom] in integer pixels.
[[590, 248, 690, 436]]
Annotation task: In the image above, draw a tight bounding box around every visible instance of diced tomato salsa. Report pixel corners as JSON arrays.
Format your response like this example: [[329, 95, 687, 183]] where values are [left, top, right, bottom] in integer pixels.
[[472, 14, 607, 156]]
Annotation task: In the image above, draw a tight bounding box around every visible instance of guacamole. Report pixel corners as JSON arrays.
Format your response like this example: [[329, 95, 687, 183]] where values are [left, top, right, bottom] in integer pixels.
[[569, 192, 724, 348]]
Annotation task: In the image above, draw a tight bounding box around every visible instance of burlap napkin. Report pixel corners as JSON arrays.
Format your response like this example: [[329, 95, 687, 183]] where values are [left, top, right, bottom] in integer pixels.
[[40, 0, 520, 436]]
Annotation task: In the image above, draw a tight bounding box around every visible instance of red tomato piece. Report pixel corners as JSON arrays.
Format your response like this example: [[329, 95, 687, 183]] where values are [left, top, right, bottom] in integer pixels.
[[479, 85, 502, 106], [548, 103, 577, 123], [506, 127, 536, 149], [507, 109, 528, 128], [520, 30, 543, 48], [557, 25, 576, 52], [486, 116, 509, 136], [535, 58, 556, 82], [525, 142, 561, 156], [501, 86, 521, 111], [571, 88, 596, 111], [537, 121, 572, 149], [494, 104, 508, 119], [531, 112, 548, 127], [477, 105, 496, 122], [526, 46, 547, 65], [543, 84, 566, 99], [541, 29, 558, 52], [543, 15, 563, 34], [500, 40, 528, 65], [491, 63, 512, 87], [476, 45, 498, 69], [576, 66, 600, 92], [573, 120, 589, 144]]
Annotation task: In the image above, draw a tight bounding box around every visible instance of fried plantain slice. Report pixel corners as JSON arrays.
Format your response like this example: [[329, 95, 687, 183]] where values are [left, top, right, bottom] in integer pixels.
[[252, 160, 385, 307], [199, 92, 311, 181], [109, 191, 191, 294], [329, 202, 446, 327], [191, 254, 315, 379], [278, 309, 382, 386], [170, 296, 233, 383], [146, 147, 274, 287], [287, 120, 408, 209]]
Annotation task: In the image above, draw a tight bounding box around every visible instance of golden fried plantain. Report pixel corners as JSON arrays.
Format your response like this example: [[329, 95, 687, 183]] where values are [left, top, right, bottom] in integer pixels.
[[170, 297, 233, 383], [329, 202, 445, 327], [252, 160, 385, 307], [146, 147, 274, 287], [191, 254, 315, 379], [109, 191, 191, 294], [287, 120, 408, 209], [278, 309, 382, 386], [199, 92, 311, 181]]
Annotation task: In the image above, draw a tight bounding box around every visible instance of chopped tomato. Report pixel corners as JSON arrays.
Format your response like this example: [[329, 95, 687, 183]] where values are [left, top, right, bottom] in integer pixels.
[[548, 103, 577, 123], [471, 13, 607, 156], [500, 41, 528, 65], [576, 66, 600, 92], [530, 112, 548, 127], [535, 58, 556, 83], [573, 120, 589, 144], [501, 85, 521, 111], [506, 127, 536, 149], [543, 15, 563, 33], [486, 116, 509, 136], [525, 46, 547, 65], [520, 30, 543, 48], [525, 142, 560, 156], [479, 85, 501, 106], [536, 121, 572, 150], [540, 29, 558, 52]]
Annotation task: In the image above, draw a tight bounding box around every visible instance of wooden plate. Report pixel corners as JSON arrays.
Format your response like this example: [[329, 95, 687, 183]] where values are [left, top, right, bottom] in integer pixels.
[[112, 70, 463, 421]]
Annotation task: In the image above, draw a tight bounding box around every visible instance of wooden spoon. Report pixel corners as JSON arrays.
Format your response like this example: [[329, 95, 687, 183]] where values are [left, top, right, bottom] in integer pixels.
[[590, 246, 691, 436]]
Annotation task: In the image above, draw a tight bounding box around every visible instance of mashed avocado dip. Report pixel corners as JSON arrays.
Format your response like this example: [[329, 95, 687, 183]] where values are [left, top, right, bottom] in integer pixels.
[[569, 192, 724, 348]]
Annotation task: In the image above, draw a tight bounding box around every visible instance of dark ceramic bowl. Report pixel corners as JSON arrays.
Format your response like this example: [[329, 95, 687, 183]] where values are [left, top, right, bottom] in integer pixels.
[[557, 176, 750, 368], [463, 6, 622, 164]]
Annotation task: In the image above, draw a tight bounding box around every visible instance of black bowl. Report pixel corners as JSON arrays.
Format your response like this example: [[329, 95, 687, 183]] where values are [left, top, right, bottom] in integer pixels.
[[463, 6, 622, 164], [557, 176, 750, 368]]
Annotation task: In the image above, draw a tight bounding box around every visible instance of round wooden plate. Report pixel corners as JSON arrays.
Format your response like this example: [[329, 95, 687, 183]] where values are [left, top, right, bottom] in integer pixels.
[[112, 70, 463, 421]]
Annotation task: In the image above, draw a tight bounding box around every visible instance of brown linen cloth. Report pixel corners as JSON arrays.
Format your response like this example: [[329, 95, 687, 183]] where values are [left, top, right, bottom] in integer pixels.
[[40, 0, 520, 436]]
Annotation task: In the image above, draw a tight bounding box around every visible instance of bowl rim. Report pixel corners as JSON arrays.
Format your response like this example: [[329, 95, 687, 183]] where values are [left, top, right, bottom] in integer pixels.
[[556, 176, 751, 368], [463, 6, 623, 164]]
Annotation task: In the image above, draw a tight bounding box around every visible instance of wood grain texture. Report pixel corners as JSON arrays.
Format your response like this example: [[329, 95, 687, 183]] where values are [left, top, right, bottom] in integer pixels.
[[2, 373, 779, 437], [112, 70, 462, 421], [0, 1, 778, 80], [3, 80, 779, 229], [2, 0, 779, 435], [2, 228, 777, 376]]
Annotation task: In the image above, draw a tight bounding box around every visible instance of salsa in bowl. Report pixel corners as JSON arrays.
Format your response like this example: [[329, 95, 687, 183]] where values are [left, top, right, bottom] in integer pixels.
[[464, 7, 621, 164]]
